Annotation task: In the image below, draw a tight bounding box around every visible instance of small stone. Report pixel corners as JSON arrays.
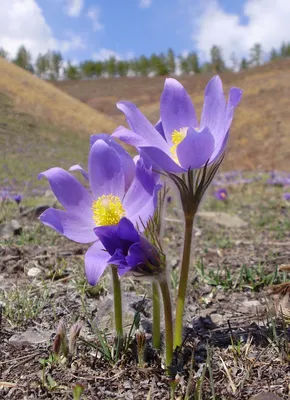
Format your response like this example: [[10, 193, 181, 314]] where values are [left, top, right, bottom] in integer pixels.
[[210, 313, 224, 324], [9, 329, 53, 346], [0, 220, 22, 239], [27, 267, 41, 277], [249, 393, 283, 400], [197, 211, 248, 228]]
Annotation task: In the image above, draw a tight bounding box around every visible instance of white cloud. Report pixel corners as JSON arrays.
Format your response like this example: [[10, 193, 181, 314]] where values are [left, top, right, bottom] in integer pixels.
[[0, 0, 86, 60], [64, 0, 84, 17], [192, 0, 290, 65], [87, 7, 103, 31], [92, 48, 134, 61], [139, 0, 152, 9]]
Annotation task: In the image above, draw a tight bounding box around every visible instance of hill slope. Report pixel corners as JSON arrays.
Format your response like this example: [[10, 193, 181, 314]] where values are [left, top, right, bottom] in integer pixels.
[[0, 58, 116, 192], [55, 60, 290, 171]]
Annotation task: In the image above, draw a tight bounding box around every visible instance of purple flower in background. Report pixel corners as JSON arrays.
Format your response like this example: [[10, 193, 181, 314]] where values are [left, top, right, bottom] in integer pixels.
[[283, 193, 290, 201], [38, 136, 161, 285], [113, 76, 242, 173], [13, 194, 23, 205], [214, 188, 228, 201], [94, 217, 163, 279]]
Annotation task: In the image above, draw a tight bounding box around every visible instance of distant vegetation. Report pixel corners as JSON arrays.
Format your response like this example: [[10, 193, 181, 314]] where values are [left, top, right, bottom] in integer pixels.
[[1, 42, 290, 81]]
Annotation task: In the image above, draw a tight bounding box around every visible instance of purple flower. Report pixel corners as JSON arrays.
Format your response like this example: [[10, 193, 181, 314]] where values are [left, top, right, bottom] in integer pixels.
[[13, 194, 23, 205], [94, 217, 163, 278], [214, 188, 228, 201], [38, 135, 162, 285], [283, 193, 290, 201], [112, 76, 242, 173]]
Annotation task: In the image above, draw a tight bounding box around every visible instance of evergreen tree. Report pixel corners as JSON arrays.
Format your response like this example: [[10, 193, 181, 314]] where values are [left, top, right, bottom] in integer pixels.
[[49, 51, 62, 80], [80, 60, 97, 78], [65, 62, 80, 80], [270, 48, 278, 61], [210, 45, 225, 73], [35, 53, 50, 78], [150, 53, 169, 76], [167, 48, 176, 75], [187, 52, 200, 73], [240, 58, 248, 70], [0, 47, 8, 59], [117, 60, 129, 77], [137, 56, 150, 76], [178, 54, 190, 75], [249, 43, 263, 66], [105, 57, 117, 77], [13, 45, 34, 72], [94, 61, 104, 77]]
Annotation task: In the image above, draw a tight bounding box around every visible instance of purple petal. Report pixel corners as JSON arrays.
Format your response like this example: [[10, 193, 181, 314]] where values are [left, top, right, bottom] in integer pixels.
[[154, 119, 166, 140], [90, 133, 135, 191], [116, 101, 169, 154], [200, 76, 226, 142], [126, 242, 146, 267], [69, 164, 89, 181], [210, 130, 229, 163], [112, 126, 149, 147], [177, 127, 215, 170], [117, 217, 139, 245], [38, 168, 93, 216], [39, 208, 96, 244], [125, 183, 162, 230], [141, 147, 185, 173], [85, 241, 110, 285], [109, 249, 127, 267], [160, 78, 198, 144], [94, 224, 120, 255], [89, 140, 125, 199], [225, 87, 243, 133]]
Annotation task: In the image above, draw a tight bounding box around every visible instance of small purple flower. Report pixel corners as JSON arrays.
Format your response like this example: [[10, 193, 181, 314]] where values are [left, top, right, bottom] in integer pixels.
[[38, 135, 162, 285], [214, 188, 228, 201], [283, 193, 290, 201], [94, 217, 163, 278], [13, 194, 23, 205], [112, 76, 242, 173]]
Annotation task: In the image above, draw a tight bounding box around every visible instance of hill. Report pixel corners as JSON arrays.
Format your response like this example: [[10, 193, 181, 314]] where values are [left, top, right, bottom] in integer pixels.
[[55, 60, 290, 171], [0, 57, 116, 192]]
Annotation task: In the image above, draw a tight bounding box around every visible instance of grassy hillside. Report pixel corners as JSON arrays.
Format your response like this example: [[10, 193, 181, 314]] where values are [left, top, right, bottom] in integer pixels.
[[0, 58, 116, 193], [55, 60, 290, 171]]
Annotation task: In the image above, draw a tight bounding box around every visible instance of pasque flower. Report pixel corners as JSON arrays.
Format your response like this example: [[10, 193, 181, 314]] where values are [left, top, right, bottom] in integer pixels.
[[112, 76, 242, 173], [94, 217, 163, 278], [38, 134, 161, 285], [214, 188, 228, 201]]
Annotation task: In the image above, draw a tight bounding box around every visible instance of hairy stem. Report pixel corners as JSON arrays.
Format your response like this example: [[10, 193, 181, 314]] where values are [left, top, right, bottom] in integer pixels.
[[152, 282, 161, 349], [174, 213, 194, 348], [111, 266, 123, 337], [159, 278, 173, 368]]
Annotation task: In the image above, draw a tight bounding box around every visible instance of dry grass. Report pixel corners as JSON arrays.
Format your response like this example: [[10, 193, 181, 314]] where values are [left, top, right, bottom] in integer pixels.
[[55, 60, 290, 171], [0, 57, 116, 136]]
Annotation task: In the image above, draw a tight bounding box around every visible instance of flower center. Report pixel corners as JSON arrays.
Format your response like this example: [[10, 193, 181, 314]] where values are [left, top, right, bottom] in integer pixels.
[[170, 128, 187, 163], [92, 194, 125, 226]]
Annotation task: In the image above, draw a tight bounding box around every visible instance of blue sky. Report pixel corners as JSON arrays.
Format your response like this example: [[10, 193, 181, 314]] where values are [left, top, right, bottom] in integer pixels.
[[1, 0, 290, 65]]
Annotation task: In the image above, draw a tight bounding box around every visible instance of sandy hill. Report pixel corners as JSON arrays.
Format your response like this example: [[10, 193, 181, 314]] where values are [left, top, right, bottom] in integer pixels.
[[55, 60, 290, 171], [0, 57, 116, 191]]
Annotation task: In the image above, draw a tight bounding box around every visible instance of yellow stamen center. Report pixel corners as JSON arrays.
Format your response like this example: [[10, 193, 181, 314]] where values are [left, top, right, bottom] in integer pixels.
[[92, 194, 125, 226], [170, 127, 187, 163]]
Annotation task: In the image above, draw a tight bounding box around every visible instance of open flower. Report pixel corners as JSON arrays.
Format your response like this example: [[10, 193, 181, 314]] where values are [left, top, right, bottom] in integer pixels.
[[214, 188, 228, 201], [38, 137, 161, 285], [94, 217, 163, 278], [112, 76, 242, 173]]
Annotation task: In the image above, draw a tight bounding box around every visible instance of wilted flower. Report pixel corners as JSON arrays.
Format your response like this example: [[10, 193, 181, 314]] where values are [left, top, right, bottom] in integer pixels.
[[113, 76, 242, 173], [94, 217, 164, 279], [214, 188, 228, 201], [38, 135, 161, 285]]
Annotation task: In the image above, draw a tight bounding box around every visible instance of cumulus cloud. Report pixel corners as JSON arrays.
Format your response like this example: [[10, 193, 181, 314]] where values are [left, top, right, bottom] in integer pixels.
[[0, 0, 85, 60], [92, 48, 134, 61], [192, 0, 290, 64], [139, 0, 152, 9], [87, 7, 103, 31], [64, 0, 84, 17]]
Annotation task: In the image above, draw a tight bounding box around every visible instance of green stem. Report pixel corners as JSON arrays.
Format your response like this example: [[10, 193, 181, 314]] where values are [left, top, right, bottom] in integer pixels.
[[111, 266, 123, 337], [159, 278, 173, 368], [152, 282, 161, 350], [174, 213, 194, 349]]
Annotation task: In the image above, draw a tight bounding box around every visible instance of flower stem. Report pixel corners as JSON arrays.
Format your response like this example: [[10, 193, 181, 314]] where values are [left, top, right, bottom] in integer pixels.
[[111, 266, 123, 337], [152, 282, 161, 349], [174, 213, 194, 349], [159, 278, 173, 368]]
